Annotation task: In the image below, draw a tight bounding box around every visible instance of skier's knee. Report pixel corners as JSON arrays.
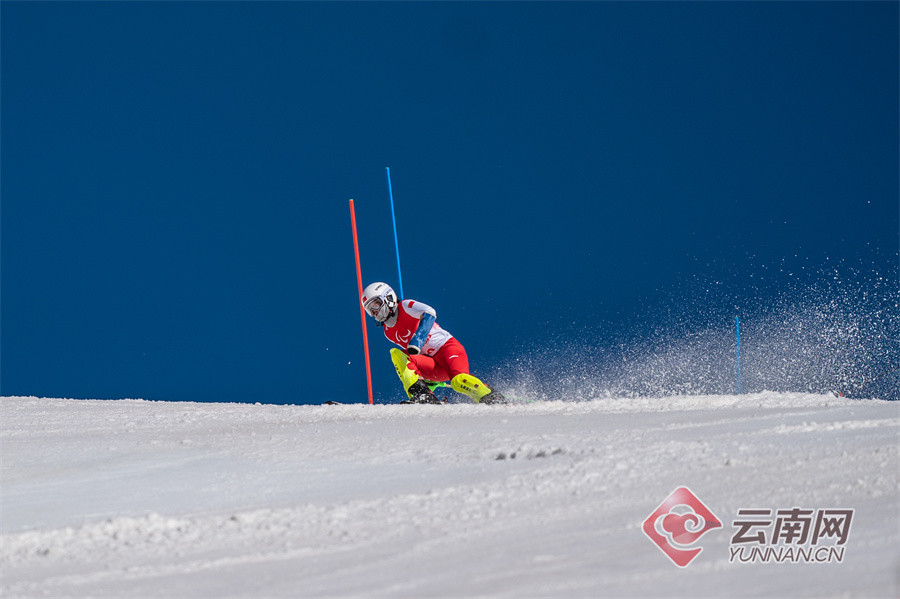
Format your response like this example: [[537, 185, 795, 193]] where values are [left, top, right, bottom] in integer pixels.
[[391, 348, 420, 389], [389, 348, 406, 365]]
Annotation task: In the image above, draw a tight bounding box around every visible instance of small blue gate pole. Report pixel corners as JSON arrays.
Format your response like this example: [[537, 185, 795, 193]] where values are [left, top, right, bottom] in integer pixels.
[[735, 316, 742, 395], [385, 167, 404, 299]]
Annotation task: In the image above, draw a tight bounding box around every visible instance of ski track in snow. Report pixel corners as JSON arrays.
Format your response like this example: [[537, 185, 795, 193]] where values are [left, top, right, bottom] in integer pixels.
[[1, 394, 898, 598]]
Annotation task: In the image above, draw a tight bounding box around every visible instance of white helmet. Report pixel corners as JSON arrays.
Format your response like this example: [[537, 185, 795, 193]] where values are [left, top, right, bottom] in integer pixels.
[[361, 282, 398, 324]]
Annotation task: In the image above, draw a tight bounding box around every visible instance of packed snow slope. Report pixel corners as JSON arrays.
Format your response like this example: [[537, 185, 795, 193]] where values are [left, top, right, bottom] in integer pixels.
[[2, 394, 898, 598]]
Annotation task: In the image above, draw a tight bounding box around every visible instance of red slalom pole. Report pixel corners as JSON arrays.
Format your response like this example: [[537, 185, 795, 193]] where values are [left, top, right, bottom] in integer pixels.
[[349, 199, 374, 404]]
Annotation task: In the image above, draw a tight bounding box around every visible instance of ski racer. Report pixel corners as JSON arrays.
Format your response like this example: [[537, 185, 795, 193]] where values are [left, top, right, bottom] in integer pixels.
[[360, 282, 505, 404]]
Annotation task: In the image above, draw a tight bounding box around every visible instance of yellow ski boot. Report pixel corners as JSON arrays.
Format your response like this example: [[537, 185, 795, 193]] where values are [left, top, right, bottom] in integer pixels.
[[450, 373, 506, 404], [390, 348, 440, 404]]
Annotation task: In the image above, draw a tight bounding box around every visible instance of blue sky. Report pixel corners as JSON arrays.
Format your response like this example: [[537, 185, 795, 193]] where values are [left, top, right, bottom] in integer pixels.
[[2, 2, 897, 403]]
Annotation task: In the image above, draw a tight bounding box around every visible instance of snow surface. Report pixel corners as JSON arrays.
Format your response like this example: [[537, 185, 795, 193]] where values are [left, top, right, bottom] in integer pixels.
[[1, 394, 898, 598]]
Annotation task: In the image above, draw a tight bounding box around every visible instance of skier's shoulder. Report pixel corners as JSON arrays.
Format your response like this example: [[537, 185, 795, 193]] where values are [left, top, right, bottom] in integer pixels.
[[399, 299, 437, 318]]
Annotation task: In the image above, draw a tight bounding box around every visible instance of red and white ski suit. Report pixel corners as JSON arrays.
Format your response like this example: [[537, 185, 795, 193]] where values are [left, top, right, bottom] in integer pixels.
[[382, 300, 469, 382]]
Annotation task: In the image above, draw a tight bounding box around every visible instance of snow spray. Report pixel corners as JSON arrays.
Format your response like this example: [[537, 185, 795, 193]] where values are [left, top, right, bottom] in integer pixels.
[[735, 316, 741, 395], [495, 260, 898, 401]]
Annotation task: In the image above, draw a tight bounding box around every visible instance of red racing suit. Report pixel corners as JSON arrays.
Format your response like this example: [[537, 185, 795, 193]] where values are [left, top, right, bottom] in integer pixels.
[[382, 300, 469, 382]]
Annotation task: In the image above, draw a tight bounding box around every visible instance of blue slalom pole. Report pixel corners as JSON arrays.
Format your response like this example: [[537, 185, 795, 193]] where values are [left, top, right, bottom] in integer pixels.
[[385, 167, 404, 299], [735, 316, 742, 395]]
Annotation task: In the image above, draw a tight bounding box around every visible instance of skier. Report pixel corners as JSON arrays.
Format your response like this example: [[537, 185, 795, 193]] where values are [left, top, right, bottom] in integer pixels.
[[360, 282, 505, 404]]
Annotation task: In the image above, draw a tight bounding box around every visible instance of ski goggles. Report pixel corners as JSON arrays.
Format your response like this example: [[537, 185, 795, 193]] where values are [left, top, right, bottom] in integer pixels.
[[364, 297, 389, 322]]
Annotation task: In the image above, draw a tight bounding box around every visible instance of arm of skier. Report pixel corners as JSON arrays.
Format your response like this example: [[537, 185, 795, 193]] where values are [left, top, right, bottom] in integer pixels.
[[405, 302, 436, 355]]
